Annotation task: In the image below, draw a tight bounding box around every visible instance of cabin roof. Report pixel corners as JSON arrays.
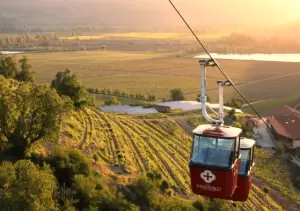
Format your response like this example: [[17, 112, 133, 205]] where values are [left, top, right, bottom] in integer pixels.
[[193, 124, 242, 138], [240, 138, 256, 148]]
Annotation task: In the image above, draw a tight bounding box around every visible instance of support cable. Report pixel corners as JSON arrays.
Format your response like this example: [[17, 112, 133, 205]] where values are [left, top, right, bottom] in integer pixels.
[[168, 0, 269, 128]]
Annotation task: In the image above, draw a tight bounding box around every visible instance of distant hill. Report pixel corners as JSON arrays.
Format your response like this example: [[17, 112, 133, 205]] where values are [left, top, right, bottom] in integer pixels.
[[0, 14, 18, 28], [0, 0, 296, 31]]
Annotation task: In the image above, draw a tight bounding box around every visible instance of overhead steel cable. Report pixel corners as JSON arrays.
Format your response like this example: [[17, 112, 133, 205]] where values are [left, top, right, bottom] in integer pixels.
[[168, 0, 269, 127]]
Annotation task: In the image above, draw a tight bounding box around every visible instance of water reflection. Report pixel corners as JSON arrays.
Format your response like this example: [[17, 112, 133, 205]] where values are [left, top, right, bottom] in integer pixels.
[[194, 53, 300, 63]]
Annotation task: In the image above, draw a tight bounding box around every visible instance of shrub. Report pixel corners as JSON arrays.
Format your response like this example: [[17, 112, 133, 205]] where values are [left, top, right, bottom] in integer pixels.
[[209, 198, 230, 211], [275, 143, 285, 155], [47, 148, 93, 187], [160, 180, 169, 191], [232, 122, 242, 128], [263, 186, 270, 195], [129, 176, 157, 207], [153, 197, 196, 211], [193, 199, 208, 211]]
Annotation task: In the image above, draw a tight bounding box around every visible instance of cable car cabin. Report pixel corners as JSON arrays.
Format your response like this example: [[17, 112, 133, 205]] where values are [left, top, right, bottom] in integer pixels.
[[189, 124, 242, 199], [230, 138, 255, 201]]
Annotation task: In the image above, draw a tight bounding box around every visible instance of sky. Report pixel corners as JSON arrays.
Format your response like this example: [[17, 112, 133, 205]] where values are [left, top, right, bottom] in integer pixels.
[[0, 0, 300, 27]]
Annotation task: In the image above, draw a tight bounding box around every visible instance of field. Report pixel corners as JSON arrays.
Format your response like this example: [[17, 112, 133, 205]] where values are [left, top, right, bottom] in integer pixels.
[[242, 94, 300, 116], [45, 107, 289, 210], [60, 32, 230, 40], [13, 49, 300, 106]]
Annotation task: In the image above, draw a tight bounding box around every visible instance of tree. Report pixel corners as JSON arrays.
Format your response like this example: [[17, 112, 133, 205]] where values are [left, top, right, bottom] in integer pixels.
[[232, 122, 242, 128], [15, 56, 35, 83], [197, 93, 210, 102], [225, 97, 243, 109], [170, 88, 185, 101], [47, 148, 92, 187], [228, 109, 236, 117], [104, 96, 120, 106], [51, 69, 89, 109], [0, 76, 72, 156], [0, 160, 58, 211], [0, 55, 18, 79]]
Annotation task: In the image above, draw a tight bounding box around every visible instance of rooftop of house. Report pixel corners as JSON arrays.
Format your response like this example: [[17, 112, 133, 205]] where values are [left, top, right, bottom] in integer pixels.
[[267, 105, 300, 140]]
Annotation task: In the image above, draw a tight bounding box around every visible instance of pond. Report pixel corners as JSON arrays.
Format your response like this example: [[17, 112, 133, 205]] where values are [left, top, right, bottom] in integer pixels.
[[0, 51, 24, 55]]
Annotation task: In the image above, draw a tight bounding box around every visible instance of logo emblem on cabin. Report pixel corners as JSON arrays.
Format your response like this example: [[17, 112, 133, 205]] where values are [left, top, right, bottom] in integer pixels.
[[200, 170, 216, 183]]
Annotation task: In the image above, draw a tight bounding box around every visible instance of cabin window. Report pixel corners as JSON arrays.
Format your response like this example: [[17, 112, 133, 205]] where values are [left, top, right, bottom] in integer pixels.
[[191, 135, 235, 168], [239, 149, 250, 175]]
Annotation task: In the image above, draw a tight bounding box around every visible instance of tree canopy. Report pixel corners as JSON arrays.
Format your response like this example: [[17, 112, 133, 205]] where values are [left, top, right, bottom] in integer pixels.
[[197, 93, 210, 102], [16, 56, 35, 83], [169, 88, 185, 101], [51, 69, 89, 108], [104, 96, 120, 106], [0, 160, 58, 211], [0, 55, 35, 83], [225, 97, 243, 109], [0, 76, 72, 155]]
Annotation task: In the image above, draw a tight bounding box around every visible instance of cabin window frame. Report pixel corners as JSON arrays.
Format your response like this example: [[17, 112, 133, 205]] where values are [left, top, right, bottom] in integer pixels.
[[190, 134, 239, 170], [238, 148, 251, 176]]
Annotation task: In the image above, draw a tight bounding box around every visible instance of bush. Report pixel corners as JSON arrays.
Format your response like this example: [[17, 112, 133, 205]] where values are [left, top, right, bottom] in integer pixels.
[[263, 186, 270, 195], [104, 96, 120, 106], [47, 148, 93, 187], [275, 143, 285, 155], [160, 180, 169, 191], [208, 198, 230, 211], [193, 199, 208, 211], [232, 122, 242, 128], [170, 88, 185, 101], [225, 97, 243, 109], [146, 170, 162, 182], [153, 197, 196, 211], [129, 176, 157, 207]]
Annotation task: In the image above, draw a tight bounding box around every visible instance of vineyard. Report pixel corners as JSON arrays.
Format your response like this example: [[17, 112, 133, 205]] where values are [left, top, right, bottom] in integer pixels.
[[58, 108, 283, 210]]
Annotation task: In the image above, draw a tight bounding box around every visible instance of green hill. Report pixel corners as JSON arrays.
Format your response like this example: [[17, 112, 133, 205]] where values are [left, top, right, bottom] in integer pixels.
[[47, 107, 286, 210]]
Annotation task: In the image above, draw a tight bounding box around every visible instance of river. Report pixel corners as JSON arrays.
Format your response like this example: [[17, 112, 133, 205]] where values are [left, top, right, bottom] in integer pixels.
[[194, 53, 300, 63]]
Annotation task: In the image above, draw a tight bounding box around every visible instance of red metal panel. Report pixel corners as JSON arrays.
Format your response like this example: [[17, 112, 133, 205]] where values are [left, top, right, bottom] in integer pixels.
[[189, 160, 240, 199], [229, 168, 253, 201]]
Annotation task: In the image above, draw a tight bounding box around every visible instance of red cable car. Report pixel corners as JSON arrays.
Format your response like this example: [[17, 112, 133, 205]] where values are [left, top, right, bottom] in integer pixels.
[[189, 59, 256, 201], [190, 124, 242, 199], [229, 138, 255, 201]]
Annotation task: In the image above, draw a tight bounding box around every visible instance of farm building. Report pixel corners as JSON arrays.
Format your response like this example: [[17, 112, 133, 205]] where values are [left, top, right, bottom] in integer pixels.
[[154, 104, 171, 113], [246, 117, 260, 128], [267, 105, 300, 149]]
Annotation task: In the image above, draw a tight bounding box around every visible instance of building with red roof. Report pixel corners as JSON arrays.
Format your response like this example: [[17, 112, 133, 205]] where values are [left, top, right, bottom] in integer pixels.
[[267, 105, 300, 149]]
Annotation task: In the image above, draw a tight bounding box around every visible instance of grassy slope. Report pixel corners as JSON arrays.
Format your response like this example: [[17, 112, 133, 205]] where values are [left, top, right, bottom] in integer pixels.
[[55, 108, 287, 210], [255, 147, 300, 203]]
